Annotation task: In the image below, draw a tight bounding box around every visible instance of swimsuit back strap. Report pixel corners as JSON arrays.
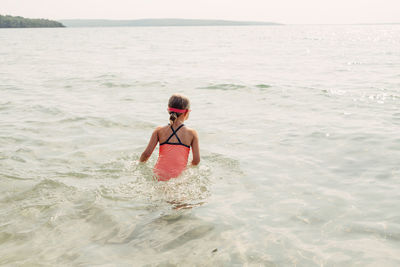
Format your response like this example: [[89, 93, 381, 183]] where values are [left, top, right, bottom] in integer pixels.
[[164, 124, 185, 144]]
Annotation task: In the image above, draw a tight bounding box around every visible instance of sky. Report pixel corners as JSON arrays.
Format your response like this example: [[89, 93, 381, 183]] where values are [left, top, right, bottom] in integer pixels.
[[1, 0, 399, 24]]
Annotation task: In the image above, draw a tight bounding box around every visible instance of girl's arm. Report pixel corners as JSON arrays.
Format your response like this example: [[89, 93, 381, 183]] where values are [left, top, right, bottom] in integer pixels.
[[140, 127, 160, 162], [191, 130, 200, 165]]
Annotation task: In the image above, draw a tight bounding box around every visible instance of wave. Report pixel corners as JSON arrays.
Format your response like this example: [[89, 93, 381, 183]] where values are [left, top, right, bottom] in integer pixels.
[[197, 83, 272, 91], [255, 84, 271, 89], [342, 222, 400, 242], [101, 82, 133, 88], [198, 83, 247, 90]]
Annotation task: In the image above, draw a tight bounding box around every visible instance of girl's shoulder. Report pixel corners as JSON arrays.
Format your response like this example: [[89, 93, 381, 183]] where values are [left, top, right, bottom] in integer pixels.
[[153, 125, 165, 133], [183, 126, 198, 137], [155, 125, 169, 131]]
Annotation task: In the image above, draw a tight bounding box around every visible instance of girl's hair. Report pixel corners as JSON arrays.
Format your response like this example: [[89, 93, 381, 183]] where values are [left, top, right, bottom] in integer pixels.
[[168, 94, 190, 125]]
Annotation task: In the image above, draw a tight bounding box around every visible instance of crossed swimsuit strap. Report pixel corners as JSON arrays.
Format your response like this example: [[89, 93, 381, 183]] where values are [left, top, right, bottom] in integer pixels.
[[160, 124, 190, 148]]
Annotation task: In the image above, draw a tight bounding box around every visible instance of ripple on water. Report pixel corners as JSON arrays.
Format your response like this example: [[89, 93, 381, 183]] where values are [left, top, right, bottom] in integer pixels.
[[342, 222, 400, 242], [255, 84, 271, 90], [24, 104, 65, 116], [197, 83, 272, 92], [82, 116, 155, 130], [197, 83, 247, 90], [0, 180, 77, 241], [101, 82, 133, 88], [202, 152, 243, 178], [95, 158, 212, 208], [0, 101, 13, 111]]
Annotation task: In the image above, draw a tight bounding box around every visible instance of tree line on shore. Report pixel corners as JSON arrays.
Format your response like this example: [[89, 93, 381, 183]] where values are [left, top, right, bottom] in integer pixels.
[[0, 15, 65, 28]]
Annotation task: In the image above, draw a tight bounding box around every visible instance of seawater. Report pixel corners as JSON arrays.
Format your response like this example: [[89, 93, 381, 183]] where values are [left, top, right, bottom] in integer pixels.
[[0, 25, 400, 266]]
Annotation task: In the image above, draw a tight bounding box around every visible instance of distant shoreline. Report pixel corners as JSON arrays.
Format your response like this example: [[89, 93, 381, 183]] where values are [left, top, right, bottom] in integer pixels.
[[2, 15, 398, 29], [59, 18, 283, 28], [0, 14, 64, 28]]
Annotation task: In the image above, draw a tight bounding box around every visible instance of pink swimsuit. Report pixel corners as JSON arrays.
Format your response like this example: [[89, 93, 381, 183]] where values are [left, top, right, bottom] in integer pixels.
[[153, 124, 190, 181]]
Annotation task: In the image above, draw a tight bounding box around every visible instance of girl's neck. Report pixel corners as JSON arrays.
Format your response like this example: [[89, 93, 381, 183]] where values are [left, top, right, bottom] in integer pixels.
[[172, 119, 184, 127]]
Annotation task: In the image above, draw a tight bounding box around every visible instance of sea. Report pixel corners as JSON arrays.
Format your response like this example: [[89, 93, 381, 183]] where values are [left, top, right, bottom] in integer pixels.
[[0, 25, 399, 266]]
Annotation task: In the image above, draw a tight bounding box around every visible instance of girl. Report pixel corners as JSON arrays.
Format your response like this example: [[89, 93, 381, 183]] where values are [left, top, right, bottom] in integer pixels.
[[140, 94, 200, 181]]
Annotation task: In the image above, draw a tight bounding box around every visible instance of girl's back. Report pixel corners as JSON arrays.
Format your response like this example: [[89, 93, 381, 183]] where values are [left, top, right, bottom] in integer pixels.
[[154, 124, 193, 181]]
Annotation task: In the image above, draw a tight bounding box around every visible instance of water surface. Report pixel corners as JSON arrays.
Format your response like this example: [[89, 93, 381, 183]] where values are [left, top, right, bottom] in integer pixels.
[[1, 25, 400, 266]]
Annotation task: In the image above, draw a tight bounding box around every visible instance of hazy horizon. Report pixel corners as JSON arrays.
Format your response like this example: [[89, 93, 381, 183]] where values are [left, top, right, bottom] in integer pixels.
[[3, 16, 400, 26], [56, 18, 400, 26], [2, 0, 400, 25], [58, 18, 400, 24]]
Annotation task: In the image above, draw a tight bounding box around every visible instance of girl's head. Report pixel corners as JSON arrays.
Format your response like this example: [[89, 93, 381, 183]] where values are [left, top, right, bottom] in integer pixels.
[[168, 94, 190, 125]]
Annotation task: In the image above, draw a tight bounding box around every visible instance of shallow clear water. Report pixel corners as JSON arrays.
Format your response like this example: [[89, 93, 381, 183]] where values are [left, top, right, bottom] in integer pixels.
[[1, 25, 400, 266]]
